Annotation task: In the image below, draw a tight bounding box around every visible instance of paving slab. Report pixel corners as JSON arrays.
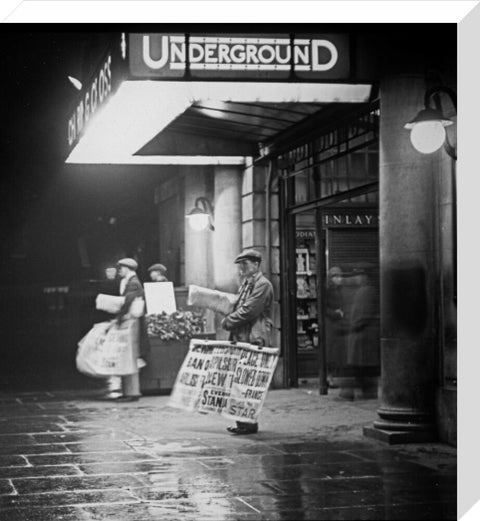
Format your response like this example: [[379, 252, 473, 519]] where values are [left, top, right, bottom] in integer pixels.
[[0, 387, 456, 520]]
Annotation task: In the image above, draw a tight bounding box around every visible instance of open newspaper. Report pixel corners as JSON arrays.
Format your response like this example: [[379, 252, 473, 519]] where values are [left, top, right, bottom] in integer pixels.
[[187, 285, 238, 315]]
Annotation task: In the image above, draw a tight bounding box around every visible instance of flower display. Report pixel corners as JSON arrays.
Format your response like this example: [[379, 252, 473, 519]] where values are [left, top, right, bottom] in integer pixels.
[[146, 310, 206, 340]]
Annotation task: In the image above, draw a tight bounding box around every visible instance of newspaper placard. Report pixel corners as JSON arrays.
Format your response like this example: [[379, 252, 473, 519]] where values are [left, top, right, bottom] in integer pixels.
[[144, 281, 176, 315], [169, 340, 279, 424]]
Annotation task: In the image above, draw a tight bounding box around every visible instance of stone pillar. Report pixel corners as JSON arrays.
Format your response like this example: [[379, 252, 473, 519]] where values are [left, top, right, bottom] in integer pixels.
[[241, 161, 267, 259], [364, 75, 438, 443], [212, 166, 242, 293], [241, 160, 284, 387]]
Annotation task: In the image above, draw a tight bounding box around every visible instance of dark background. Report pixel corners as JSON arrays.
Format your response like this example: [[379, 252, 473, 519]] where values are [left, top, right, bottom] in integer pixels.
[[0, 28, 166, 389], [0, 23, 455, 286], [0, 29, 165, 286], [0, 24, 456, 390]]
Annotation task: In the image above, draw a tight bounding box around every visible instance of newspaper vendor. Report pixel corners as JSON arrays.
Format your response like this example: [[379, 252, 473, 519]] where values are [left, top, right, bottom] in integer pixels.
[[115, 257, 145, 402], [221, 249, 274, 435]]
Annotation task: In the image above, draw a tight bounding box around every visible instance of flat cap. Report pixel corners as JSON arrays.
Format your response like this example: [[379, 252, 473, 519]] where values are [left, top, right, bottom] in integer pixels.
[[234, 249, 262, 263], [349, 262, 376, 276], [117, 258, 138, 270], [328, 266, 343, 277], [148, 263, 167, 273]]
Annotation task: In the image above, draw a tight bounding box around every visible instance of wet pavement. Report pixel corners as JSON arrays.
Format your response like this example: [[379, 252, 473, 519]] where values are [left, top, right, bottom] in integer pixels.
[[0, 385, 456, 520]]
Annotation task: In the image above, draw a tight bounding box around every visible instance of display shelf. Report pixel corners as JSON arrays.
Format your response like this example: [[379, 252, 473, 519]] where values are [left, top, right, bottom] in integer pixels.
[[295, 233, 318, 358], [296, 248, 310, 273]]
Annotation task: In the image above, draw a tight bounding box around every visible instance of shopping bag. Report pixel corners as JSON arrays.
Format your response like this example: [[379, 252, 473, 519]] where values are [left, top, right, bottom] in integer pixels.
[[187, 285, 238, 315], [96, 294, 125, 314], [76, 321, 112, 377], [76, 320, 137, 377]]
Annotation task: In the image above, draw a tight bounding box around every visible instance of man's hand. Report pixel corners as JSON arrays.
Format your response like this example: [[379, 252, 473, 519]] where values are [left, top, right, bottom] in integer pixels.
[[221, 316, 231, 330]]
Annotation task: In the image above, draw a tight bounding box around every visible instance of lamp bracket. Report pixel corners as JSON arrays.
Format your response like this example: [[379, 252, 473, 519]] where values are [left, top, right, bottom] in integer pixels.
[[425, 86, 457, 161], [195, 197, 215, 216], [424, 86, 457, 112]]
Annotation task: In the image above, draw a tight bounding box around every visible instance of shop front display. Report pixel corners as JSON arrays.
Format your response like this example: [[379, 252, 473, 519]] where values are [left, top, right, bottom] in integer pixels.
[[293, 208, 380, 384], [295, 230, 319, 377], [279, 106, 381, 385]]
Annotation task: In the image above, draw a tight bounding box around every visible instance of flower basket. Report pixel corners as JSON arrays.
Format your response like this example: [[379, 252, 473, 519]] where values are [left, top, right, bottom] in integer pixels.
[[146, 310, 206, 340], [141, 310, 213, 394]]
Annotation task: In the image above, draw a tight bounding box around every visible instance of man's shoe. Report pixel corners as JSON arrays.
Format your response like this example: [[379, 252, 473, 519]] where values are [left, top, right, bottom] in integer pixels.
[[98, 392, 122, 401], [115, 395, 140, 402], [226, 425, 258, 435]]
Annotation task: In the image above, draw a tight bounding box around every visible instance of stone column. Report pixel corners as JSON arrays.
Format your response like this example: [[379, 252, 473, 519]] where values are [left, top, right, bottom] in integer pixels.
[[241, 161, 267, 259], [212, 166, 243, 293], [183, 166, 215, 332], [364, 75, 438, 443], [211, 166, 242, 340]]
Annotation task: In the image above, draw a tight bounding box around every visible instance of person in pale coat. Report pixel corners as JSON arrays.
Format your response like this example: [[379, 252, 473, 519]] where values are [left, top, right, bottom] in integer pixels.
[[115, 258, 145, 402], [221, 249, 274, 435], [97, 265, 122, 399]]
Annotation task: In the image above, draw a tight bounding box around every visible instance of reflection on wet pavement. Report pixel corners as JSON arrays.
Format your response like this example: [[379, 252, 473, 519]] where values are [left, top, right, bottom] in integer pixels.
[[0, 390, 456, 520]]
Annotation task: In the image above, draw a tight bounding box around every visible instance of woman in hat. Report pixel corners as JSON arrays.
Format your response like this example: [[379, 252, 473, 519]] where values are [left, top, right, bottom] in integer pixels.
[[344, 266, 380, 399], [325, 266, 347, 387]]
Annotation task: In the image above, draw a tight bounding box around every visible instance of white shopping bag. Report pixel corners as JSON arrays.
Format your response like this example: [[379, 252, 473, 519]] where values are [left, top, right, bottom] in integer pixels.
[[76, 321, 137, 377]]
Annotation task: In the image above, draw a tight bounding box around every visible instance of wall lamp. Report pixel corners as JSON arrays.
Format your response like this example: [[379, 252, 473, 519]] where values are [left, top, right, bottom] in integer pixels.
[[404, 86, 457, 160], [186, 197, 215, 231], [68, 75, 83, 91]]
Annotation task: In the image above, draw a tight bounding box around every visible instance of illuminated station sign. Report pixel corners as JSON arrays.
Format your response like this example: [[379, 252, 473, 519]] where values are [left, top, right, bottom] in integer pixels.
[[67, 55, 113, 147], [65, 32, 370, 165], [129, 33, 350, 80]]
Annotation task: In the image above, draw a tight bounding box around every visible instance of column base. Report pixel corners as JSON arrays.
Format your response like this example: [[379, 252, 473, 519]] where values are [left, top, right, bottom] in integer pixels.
[[363, 425, 437, 444], [363, 404, 437, 444], [377, 405, 433, 424]]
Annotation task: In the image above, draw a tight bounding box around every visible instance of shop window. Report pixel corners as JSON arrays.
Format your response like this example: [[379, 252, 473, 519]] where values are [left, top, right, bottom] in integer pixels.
[[278, 102, 379, 206], [294, 223, 319, 377]]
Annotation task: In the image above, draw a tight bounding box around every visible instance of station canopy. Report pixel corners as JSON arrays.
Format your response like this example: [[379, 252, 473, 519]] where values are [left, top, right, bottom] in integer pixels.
[[65, 33, 373, 165]]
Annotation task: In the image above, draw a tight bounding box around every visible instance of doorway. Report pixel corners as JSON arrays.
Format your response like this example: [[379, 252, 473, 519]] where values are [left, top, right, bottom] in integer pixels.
[[291, 207, 380, 390]]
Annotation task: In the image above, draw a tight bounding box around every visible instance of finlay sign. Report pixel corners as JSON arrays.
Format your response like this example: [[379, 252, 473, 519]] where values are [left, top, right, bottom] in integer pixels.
[[129, 34, 350, 80]]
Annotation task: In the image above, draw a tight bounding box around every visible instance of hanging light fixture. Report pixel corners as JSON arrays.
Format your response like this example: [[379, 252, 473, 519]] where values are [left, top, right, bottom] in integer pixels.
[[186, 197, 215, 231], [404, 86, 456, 160]]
